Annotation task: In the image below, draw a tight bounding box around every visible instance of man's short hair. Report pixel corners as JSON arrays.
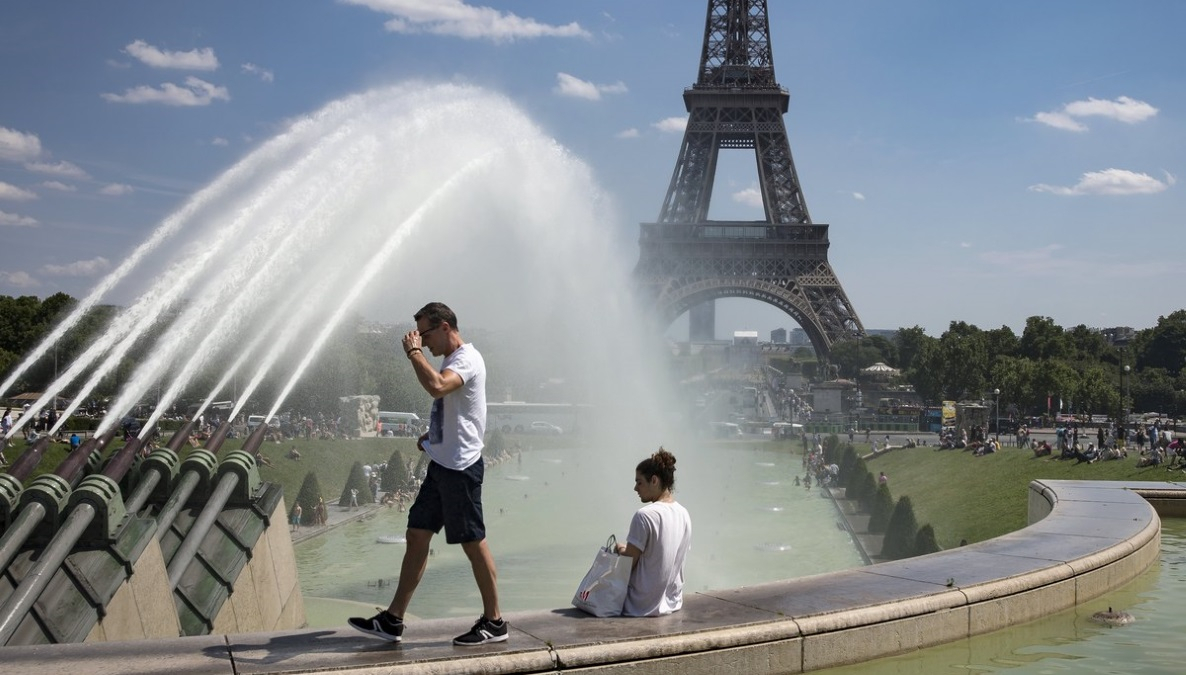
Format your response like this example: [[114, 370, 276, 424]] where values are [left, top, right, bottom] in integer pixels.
[[414, 302, 458, 330]]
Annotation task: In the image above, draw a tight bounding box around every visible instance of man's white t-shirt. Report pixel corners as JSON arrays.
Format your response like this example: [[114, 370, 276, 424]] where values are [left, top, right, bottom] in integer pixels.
[[425, 343, 486, 471], [624, 500, 692, 617]]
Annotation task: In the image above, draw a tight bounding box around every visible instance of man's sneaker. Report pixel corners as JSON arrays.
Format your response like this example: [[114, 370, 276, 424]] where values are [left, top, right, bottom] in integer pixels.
[[452, 615, 508, 646], [348, 610, 404, 642]]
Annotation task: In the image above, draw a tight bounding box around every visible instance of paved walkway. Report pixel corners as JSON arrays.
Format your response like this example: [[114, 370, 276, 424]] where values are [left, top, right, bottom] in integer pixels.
[[289, 499, 384, 545]]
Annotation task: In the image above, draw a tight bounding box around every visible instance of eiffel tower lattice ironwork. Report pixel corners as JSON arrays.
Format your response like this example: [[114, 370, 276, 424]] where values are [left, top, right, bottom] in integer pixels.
[[634, 0, 864, 356]]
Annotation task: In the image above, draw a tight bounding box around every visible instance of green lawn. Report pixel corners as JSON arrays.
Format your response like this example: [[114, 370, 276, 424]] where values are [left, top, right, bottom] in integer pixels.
[[859, 443, 1173, 548]]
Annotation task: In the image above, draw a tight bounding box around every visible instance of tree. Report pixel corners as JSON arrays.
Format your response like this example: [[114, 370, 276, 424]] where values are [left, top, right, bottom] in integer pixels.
[[1134, 310, 1186, 377], [934, 321, 990, 400], [1066, 324, 1113, 364], [908, 339, 945, 404], [1019, 316, 1070, 361], [1075, 364, 1120, 418], [894, 325, 934, 374], [829, 339, 881, 379], [983, 325, 1019, 360]]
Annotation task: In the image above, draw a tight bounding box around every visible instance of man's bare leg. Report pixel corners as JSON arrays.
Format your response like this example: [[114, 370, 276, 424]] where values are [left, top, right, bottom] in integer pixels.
[[460, 538, 500, 620], [387, 528, 433, 618]]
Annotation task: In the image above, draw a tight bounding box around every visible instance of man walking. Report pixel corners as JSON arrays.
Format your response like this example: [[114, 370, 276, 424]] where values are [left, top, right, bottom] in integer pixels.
[[349, 302, 505, 646]]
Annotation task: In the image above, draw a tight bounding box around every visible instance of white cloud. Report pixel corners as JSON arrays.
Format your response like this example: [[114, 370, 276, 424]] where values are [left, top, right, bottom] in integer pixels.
[[25, 160, 88, 178], [241, 62, 275, 82], [1030, 96, 1157, 131], [342, 0, 591, 43], [42, 256, 111, 277], [553, 72, 627, 101], [1065, 96, 1158, 123], [615, 128, 639, 139], [0, 126, 42, 162], [852, 192, 865, 201], [0, 271, 38, 288], [99, 183, 134, 196], [652, 116, 687, 133], [124, 40, 218, 70], [0, 210, 39, 227], [101, 77, 230, 106], [732, 187, 763, 208], [1029, 168, 1171, 196], [211, 137, 229, 146], [0, 181, 37, 201], [40, 180, 76, 192], [1032, 111, 1087, 132]]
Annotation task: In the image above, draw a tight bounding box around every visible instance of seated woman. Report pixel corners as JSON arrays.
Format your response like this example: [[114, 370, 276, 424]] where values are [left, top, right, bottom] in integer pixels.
[[615, 447, 692, 617], [1033, 440, 1052, 457]]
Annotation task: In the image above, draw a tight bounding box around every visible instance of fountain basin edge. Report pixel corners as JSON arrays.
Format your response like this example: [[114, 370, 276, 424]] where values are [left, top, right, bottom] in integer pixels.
[[0, 478, 1168, 675]]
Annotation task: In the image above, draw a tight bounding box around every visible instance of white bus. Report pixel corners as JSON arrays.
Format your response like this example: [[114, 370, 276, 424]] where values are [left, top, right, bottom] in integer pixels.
[[486, 402, 592, 435], [378, 411, 423, 437]]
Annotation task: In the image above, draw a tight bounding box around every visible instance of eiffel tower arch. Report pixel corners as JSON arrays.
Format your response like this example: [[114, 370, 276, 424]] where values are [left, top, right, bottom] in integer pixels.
[[635, 0, 863, 357]]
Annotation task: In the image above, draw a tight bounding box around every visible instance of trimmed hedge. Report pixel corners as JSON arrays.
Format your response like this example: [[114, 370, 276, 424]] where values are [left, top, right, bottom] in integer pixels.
[[881, 496, 919, 560]]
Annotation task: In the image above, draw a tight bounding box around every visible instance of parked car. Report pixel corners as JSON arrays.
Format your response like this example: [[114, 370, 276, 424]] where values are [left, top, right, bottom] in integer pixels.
[[530, 421, 563, 435]]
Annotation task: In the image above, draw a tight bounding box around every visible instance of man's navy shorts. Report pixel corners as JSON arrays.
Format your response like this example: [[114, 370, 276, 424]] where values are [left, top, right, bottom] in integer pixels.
[[407, 458, 485, 544]]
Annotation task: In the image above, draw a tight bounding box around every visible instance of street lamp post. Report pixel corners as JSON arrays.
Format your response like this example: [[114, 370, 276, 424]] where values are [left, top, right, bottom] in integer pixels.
[[993, 388, 1000, 444]]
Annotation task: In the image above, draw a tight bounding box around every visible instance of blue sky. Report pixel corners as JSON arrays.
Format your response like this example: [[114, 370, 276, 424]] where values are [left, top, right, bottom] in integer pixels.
[[0, 0, 1183, 338]]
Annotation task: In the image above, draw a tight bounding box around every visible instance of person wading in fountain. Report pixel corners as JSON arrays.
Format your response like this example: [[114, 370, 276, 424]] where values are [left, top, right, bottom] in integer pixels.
[[348, 302, 505, 646]]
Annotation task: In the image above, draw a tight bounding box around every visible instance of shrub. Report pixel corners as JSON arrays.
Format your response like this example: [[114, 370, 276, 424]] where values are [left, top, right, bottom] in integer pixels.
[[881, 496, 919, 560], [914, 524, 941, 555], [823, 434, 841, 460], [838, 446, 857, 482], [339, 461, 374, 506], [380, 449, 412, 493], [867, 483, 895, 533], [293, 471, 322, 526], [854, 471, 878, 510], [845, 457, 869, 494]]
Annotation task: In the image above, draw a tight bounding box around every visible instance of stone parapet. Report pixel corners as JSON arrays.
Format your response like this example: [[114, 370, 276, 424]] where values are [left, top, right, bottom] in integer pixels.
[[0, 478, 1173, 674]]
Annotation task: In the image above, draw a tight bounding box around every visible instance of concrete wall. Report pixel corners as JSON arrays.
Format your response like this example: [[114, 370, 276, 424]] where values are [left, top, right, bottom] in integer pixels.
[[84, 497, 304, 642]]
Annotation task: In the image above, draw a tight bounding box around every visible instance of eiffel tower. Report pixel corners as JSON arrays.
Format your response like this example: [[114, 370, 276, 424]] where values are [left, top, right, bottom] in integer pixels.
[[635, 0, 864, 356]]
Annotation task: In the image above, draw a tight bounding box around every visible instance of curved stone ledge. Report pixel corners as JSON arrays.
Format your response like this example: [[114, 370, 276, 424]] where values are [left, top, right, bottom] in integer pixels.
[[0, 479, 1174, 675]]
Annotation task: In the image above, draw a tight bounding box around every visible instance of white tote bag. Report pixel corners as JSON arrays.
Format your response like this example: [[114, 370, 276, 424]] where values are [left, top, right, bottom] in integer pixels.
[[572, 535, 632, 617]]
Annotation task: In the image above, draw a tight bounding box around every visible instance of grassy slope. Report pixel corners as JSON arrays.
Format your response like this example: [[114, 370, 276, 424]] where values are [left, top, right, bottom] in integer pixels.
[[861, 444, 1168, 548]]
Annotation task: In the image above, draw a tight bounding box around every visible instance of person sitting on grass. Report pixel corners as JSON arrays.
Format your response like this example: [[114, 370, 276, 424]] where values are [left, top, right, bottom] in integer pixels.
[[1136, 448, 1164, 468], [1033, 440, 1052, 458], [1100, 444, 1127, 461], [1073, 443, 1101, 464], [1058, 441, 1078, 461]]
